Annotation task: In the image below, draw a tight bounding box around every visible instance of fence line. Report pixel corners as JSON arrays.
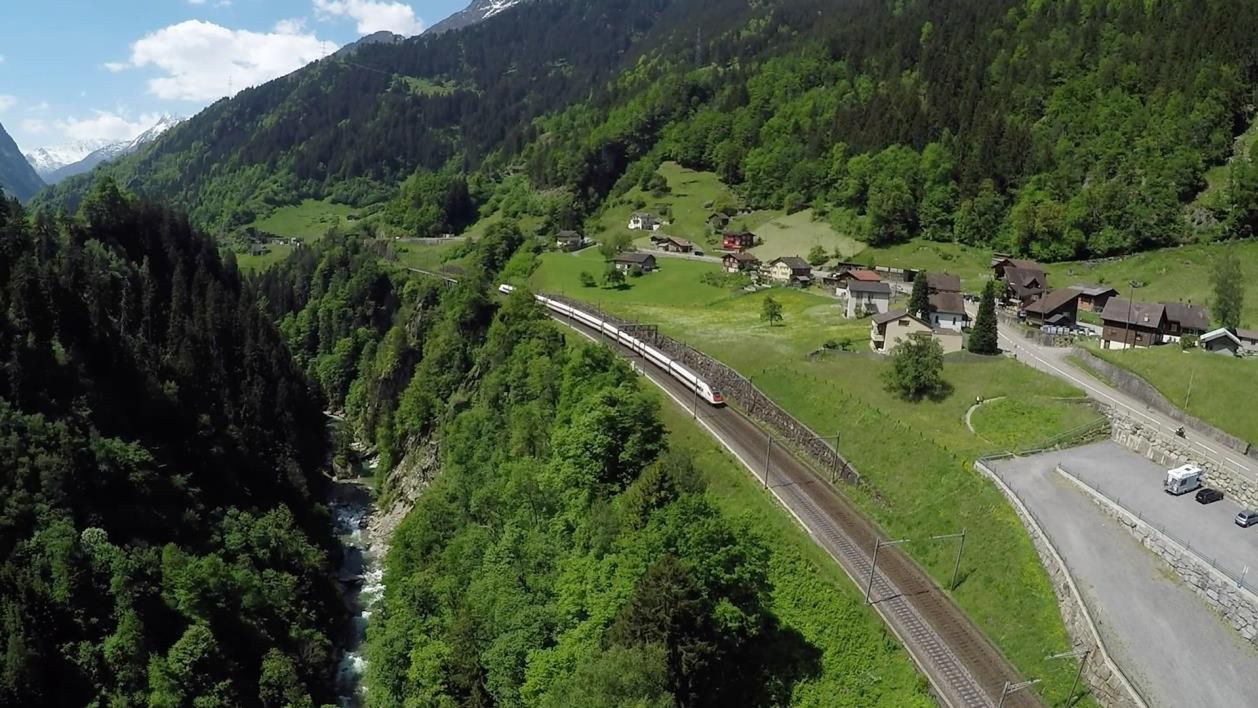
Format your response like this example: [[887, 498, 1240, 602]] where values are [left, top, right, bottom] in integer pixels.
[[546, 292, 865, 489]]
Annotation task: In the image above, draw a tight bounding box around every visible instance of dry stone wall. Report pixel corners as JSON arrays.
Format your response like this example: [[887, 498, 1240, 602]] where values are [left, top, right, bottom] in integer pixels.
[[975, 460, 1146, 708], [1108, 414, 1258, 509], [1058, 466, 1258, 646], [1074, 348, 1255, 460]]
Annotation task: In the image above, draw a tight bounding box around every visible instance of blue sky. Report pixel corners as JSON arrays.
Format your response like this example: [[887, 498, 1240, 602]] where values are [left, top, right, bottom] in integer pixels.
[[0, 0, 466, 152]]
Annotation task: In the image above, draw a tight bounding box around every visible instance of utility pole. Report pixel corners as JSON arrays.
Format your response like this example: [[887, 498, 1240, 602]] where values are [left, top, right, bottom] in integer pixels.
[[997, 679, 1040, 708], [930, 529, 967, 591], [864, 538, 909, 604], [1185, 365, 1196, 410], [1048, 647, 1091, 707], [762, 436, 773, 489]]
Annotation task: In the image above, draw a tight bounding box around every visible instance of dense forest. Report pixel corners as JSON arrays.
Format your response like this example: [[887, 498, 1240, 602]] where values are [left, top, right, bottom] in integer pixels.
[[0, 185, 341, 706], [256, 226, 840, 706], [33, 0, 1258, 260]]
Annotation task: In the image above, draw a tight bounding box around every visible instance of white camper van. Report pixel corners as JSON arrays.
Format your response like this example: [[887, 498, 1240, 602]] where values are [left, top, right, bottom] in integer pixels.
[[1165, 464, 1203, 495]]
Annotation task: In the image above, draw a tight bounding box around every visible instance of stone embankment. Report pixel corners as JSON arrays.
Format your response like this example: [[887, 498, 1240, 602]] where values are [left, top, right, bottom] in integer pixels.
[[1058, 466, 1258, 646]]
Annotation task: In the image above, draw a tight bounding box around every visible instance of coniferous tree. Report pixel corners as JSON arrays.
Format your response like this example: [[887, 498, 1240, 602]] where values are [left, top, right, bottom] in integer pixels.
[[909, 276, 931, 320], [968, 281, 999, 355]]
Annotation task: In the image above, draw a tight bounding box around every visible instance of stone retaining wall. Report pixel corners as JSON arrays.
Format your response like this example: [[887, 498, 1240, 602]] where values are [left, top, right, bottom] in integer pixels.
[[1073, 347, 1255, 460], [1057, 465, 1258, 646], [551, 294, 863, 487], [975, 460, 1146, 708], [1108, 414, 1258, 509]]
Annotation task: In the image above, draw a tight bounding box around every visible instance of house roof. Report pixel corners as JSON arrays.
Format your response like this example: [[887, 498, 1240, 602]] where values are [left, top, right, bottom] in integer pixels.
[[724, 251, 760, 263], [929, 291, 967, 315], [1025, 288, 1081, 315], [723, 230, 755, 239], [1005, 266, 1046, 287], [925, 273, 961, 292], [556, 230, 581, 240], [1200, 328, 1241, 346], [995, 257, 1046, 271], [840, 268, 882, 282], [1238, 329, 1258, 343], [849, 281, 892, 295], [630, 211, 656, 219], [772, 256, 811, 271], [1069, 284, 1118, 298], [1160, 302, 1211, 332], [1100, 298, 1165, 328], [614, 252, 655, 264], [873, 309, 929, 327], [665, 236, 693, 248]]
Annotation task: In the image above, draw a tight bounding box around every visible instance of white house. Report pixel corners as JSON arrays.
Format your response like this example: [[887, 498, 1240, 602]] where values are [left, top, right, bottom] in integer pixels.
[[627, 212, 661, 231], [928, 292, 968, 332], [842, 281, 892, 319], [870, 310, 963, 355]]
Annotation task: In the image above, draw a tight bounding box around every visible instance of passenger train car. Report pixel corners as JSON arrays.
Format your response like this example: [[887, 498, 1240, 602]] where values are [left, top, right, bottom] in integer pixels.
[[498, 284, 724, 406]]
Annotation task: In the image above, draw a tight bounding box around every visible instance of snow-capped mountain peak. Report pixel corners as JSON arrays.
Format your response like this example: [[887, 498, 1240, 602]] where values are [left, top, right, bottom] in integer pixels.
[[25, 139, 113, 177], [29, 115, 185, 185], [426, 0, 529, 34]]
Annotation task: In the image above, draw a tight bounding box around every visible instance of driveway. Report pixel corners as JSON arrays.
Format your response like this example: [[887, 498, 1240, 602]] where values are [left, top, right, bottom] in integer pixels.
[[989, 449, 1258, 708], [1054, 442, 1258, 584], [965, 302, 1258, 482]]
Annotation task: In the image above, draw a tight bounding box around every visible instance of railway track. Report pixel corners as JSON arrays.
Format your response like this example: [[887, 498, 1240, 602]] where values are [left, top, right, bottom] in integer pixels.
[[546, 308, 1043, 708]]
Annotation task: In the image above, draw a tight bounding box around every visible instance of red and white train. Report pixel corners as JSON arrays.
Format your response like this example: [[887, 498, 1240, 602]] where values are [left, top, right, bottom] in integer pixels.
[[498, 284, 724, 406]]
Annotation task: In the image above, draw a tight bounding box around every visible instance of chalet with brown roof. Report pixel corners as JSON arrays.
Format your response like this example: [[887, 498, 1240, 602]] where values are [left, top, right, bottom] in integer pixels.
[[658, 235, 694, 253], [924, 272, 961, 294], [1160, 302, 1210, 339], [722, 231, 756, 252], [1023, 288, 1081, 328], [927, 291, 968, 331], [555, 230, 584, 251], [1068, 284, 1118, 312], [1100, 298, 1166, 349], [767, 256, 813, 286], [993, 257, 1049, 304], [722, 251, 760, 273], [707, 213, 731, 234], [612, 252, 657, 272], [870, 310, 963, 354], [833, 269, 882, 289]]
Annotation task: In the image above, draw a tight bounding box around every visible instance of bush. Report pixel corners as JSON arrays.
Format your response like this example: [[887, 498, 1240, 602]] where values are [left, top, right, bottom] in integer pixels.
[[580, 271, 596, 288], [1180, 334, 1198, 350]]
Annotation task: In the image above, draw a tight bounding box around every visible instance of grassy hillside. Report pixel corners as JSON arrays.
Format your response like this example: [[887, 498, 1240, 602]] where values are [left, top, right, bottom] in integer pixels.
[[1086, 344, 1258, 446], [249, 198, 360, 240], [530, 250, 1102, 702]]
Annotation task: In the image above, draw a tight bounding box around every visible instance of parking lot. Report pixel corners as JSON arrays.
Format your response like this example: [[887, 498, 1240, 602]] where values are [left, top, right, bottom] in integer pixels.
[[1054, 442, 1258, 584], [989, 444, 1258, 708]]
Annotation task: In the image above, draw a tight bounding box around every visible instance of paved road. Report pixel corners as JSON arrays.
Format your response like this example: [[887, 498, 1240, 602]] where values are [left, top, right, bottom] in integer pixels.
[[989, 451, 1258, 708], [554, 310, 1038, 708], [1054, 442, 1258, 585], [971, 304, 1258, 481]]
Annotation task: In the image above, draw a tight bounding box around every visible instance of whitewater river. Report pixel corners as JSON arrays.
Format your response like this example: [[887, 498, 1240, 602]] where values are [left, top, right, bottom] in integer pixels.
[[330, 478, 384, 707]]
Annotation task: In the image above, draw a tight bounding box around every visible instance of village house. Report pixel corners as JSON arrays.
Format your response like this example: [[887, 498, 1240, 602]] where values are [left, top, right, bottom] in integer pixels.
[[1160, 302, 1211, 340], [657, 235, 693, 253], [721, 231, 757, 252], [627, 212, 661, 231], [993, 258, 1049, 305], [722, 251, 760, 273], [830, 268, 882, 293], [707, 213, 731, 234], [843, 281, 892, 319], [767, 256, 813, 286], [612, 252, 657, 273], [1023, 288, 1081, 328], [1099, 298, 1166, 349], [1068, 284, 1117, 313], [924, 272, 961, 294], [1199, 328, 1248, 355], [927, 291, 969, 332], [870, 310, 963, 354], [555, 230, 584, 252]]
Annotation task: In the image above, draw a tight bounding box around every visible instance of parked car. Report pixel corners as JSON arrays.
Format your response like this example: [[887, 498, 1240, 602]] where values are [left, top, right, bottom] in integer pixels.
[[1195, 487, 1224, 504], [1236, 510, 1258, 528]]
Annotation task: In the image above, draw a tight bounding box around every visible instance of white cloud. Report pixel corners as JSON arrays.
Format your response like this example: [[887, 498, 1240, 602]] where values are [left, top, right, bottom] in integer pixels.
[[56, 110, 162, 142], [313, 0, 423, 35], [107, 20, 336, 102], [0, 95, 15, 113], [20, 119, 48, 135], [274, 18, 307, 35], [27, 101, 50, 113]]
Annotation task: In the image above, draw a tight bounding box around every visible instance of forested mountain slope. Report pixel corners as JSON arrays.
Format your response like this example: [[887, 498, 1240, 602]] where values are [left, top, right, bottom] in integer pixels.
[[0, 184, 340, 706], [0, 122, 44, 201], [35, 0, 1258, 259]]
